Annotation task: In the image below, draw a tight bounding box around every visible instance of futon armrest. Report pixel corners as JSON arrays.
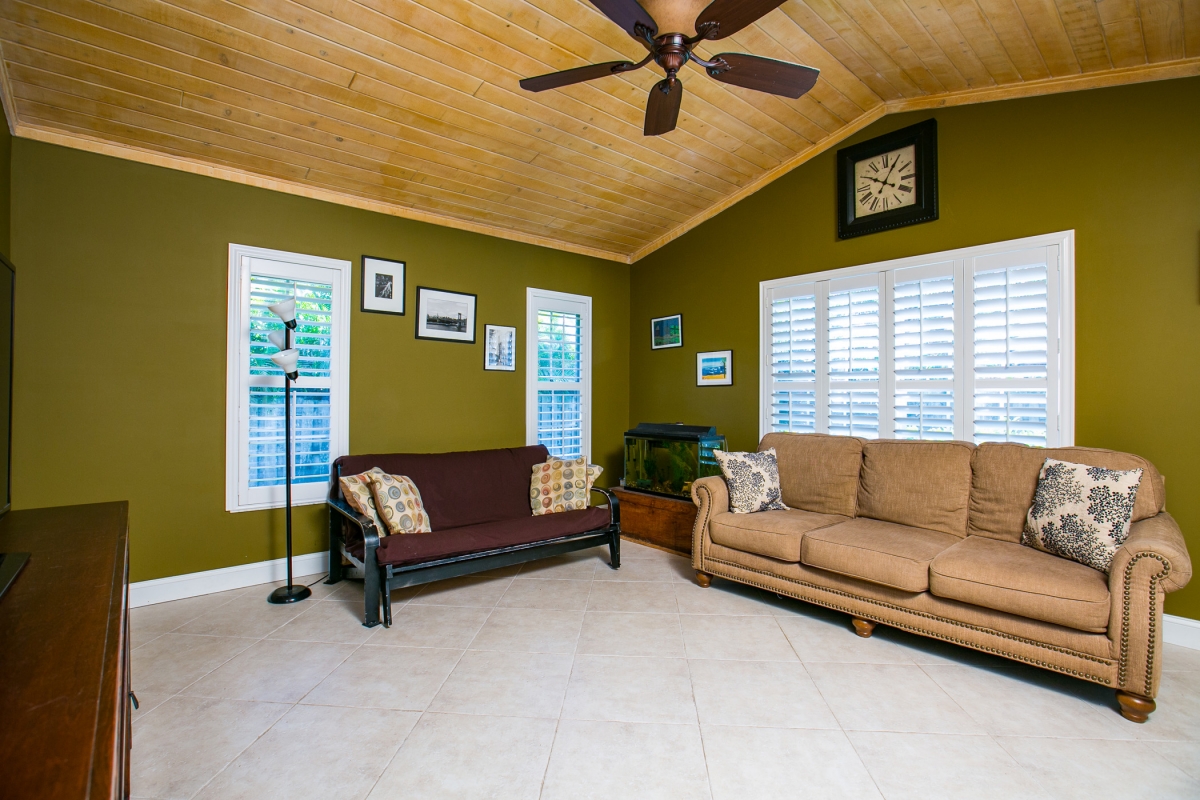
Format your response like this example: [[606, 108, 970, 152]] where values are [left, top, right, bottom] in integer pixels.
[[591, 486, 621, 529], [1111, 512, 1192, 595], [327, 497, 382, 551]]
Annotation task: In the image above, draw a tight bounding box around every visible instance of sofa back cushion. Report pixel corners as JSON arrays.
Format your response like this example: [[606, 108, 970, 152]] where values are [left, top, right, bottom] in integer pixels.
[[857, 440, 975, 537], [335, 445, 550, 531], [758, 433, 863, 517], [968, 443, 1166, 543]]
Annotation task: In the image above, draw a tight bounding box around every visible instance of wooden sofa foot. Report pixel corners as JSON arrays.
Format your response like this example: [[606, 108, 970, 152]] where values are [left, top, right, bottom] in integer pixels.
[[852, 618, 877, 638], [1116, 691, 1156, 723], [695, 571, 712, 588]]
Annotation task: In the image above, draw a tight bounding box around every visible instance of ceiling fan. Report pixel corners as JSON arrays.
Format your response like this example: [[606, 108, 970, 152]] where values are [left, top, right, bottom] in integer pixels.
[[519, 0, 820, 136]]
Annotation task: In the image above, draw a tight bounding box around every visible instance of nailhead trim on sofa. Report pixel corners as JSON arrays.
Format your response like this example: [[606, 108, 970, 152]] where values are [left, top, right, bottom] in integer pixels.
[[1118, 552, 1170, 696]]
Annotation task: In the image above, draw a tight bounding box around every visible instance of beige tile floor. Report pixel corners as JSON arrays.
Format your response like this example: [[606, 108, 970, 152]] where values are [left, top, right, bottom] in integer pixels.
[[129, 540, 1200, 800]]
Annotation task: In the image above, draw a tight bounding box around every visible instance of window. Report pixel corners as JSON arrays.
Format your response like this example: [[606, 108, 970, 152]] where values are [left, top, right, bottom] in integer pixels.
[[527, 288, 592, 460], [762, 232, 1073, 446], [226, 244, 351, 512]]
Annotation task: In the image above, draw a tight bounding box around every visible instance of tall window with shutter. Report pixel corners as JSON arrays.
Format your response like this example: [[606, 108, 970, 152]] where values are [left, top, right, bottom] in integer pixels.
[[226, 245, 351, 512], [527, 288, 592, 460], [761, 232, 1073, 446]]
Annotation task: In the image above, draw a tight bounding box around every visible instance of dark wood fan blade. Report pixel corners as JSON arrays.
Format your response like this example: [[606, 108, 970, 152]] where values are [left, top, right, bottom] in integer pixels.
[[644, 79, 682, 136], [589, 0, 657, 38], [520, 61, 636, 92], [707, 53, 819, 98], [695, 0, 788, 39]]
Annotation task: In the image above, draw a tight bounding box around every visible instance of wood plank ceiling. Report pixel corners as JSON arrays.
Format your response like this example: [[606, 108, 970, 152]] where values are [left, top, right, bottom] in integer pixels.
[[0, 0, 1197, 262]]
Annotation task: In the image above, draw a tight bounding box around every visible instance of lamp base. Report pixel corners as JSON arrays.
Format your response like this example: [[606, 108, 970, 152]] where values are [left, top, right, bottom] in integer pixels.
[[267, 584, 312, 604]]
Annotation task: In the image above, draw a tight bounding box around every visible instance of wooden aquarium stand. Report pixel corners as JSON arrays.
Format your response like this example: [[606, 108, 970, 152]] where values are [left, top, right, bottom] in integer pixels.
[[611, 487, 695, 556]]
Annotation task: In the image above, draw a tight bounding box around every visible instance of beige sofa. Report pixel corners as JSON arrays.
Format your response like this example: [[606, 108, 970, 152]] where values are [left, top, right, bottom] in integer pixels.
[[691, 433, 1192, 722]]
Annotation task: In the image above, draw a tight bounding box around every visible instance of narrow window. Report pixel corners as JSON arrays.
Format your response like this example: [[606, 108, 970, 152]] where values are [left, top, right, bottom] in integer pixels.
[[527, 288, 592, 460]]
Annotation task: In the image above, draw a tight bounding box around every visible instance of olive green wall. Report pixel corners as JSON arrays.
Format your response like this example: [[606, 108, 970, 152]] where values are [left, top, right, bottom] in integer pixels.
[[0, 102, 11, 259], [630, 77, 1200, 619], [10, 139, 629, 583]]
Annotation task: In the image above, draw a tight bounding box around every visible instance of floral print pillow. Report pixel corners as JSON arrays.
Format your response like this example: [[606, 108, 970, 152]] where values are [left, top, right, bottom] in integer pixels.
[[714, 448, 789, 514], [1022, 458, 1143, 573]]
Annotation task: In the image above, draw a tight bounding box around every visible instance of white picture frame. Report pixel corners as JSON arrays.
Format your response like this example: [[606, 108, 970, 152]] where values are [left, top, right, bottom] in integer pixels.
[[415, 286, 477, 343], [484, 324, 516, 371], [650, 313, 683, 349], [697, 350, 732, 386], [361, 256, 405, 315]]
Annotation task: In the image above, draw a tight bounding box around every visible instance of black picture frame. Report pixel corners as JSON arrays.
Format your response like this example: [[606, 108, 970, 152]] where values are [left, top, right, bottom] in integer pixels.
[[360, 255, 406, 315], [837, 119, 938, 240], [414, 286, 477, 344]]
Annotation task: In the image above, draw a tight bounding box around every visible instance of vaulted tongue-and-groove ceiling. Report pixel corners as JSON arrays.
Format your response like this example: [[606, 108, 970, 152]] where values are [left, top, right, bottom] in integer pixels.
[[0, 0, 1196, 262]]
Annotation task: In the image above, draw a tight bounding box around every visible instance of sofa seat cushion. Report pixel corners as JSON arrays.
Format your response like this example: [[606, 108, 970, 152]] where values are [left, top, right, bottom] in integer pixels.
[[929, 536, 1110, 633], [368, 506, 611, 567], [709, 509, 848, 562], [800, 518, 960, 592]]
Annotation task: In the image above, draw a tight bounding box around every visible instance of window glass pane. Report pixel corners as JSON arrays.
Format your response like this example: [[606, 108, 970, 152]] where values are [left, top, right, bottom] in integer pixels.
[[829, 390, 879, 438], [248, 386, 331, 486], [772, 390, 816, 433], [537, 310, 581, 382], [828, 286, 879, 382], [894, 275, 954, 380], [248, 273, 333, 487], [894, 390, 955, 440], [537, 389, 583, 458], [973, 264, 1048, 380], [771, 295, 816, 382], [973, 389, 1047, 446]]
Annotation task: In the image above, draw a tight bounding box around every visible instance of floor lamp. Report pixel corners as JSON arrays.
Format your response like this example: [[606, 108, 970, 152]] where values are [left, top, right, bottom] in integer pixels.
[[266, 297, 312, 605]]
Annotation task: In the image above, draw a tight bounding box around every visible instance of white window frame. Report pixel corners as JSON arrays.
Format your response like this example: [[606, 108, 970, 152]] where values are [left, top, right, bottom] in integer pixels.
[[526, 287, 593, 461], [225, 243, 351, 512], [760, 230, 1075, 445]]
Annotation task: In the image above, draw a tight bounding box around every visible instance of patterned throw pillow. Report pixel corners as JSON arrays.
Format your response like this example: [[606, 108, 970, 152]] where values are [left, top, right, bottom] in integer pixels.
[[530, 456, 603, 516], [714, 448, 789, 514], [366, 470, 432, 535], [1022, 458, 1143, 573], [338, 471, 386, 534]]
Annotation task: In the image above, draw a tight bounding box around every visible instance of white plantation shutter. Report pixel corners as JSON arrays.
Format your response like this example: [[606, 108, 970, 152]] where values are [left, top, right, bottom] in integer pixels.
[[761, 233, 1071, 446], [969, 246, 1059, 446], [226, 245, 350, 512], [892, 263, 957, 440], [527, 289, 592, 461], [768, 288, 818, 433]]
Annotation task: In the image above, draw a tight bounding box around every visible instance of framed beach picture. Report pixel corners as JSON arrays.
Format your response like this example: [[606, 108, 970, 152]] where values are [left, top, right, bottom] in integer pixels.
[[697, 350, 732, 386], [360, 256, 405, 315], [415, 286, 477, 343], [484, 324, 516, 371], [651, 313, 683, 349]]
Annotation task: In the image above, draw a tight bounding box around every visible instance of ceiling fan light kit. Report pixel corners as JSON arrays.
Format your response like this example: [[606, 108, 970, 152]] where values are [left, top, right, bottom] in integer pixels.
[[519, 0, 820, 136]]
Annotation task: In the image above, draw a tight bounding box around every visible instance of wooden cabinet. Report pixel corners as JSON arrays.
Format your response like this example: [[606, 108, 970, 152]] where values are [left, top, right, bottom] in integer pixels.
[[612, 488, 696, 556], [0, 502, 131, 800]]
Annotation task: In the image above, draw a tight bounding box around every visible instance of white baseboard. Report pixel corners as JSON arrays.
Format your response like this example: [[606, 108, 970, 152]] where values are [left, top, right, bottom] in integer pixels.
[[1164, 614, 1200, 651], [130, 552, 328, 608]]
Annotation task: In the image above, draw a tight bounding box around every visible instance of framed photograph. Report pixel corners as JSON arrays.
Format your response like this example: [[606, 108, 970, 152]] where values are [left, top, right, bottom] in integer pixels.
[[697, 350, 732, 386], [837, 119, 937, 239], [415, 286, 477, 343], [650, 313, 683, 349], [483, 324, 516, 371], [360, 256, 405, 315]]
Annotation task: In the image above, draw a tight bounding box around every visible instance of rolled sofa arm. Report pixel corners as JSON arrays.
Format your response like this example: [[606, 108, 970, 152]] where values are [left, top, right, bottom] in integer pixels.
[[1108, 511, 1193, 699], [691, 476, 729, 570]]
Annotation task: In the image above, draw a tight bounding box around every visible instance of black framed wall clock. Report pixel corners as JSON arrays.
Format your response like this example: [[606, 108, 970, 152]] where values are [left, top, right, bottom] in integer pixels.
[[837, 119, 938, 239]]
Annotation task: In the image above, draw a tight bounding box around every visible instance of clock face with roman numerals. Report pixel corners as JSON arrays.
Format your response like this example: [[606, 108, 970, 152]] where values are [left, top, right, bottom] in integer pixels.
[[853, 144, 917, 217]]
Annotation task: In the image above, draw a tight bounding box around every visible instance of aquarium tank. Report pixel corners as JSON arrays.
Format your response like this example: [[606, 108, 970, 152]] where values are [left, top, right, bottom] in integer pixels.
[[623, 423, 727, 499]]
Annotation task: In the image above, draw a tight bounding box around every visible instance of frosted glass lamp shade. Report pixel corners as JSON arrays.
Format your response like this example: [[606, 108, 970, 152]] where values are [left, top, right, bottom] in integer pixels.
[[268, 298, 297, 328], [267, 329, 287, 351], [270, 348, 300, 380]]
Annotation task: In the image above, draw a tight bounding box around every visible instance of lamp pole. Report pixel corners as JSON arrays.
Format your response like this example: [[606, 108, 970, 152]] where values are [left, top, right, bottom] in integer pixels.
[[267, 300, 311, 605]]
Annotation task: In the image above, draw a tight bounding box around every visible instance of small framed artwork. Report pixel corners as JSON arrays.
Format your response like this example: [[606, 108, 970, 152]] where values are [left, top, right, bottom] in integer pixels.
[[697, 350, 732, 386], [360, 256, 405, 315], [484, 324, 516, 371], [415, 286, 477, 343], [651, 313, 683, 349]]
